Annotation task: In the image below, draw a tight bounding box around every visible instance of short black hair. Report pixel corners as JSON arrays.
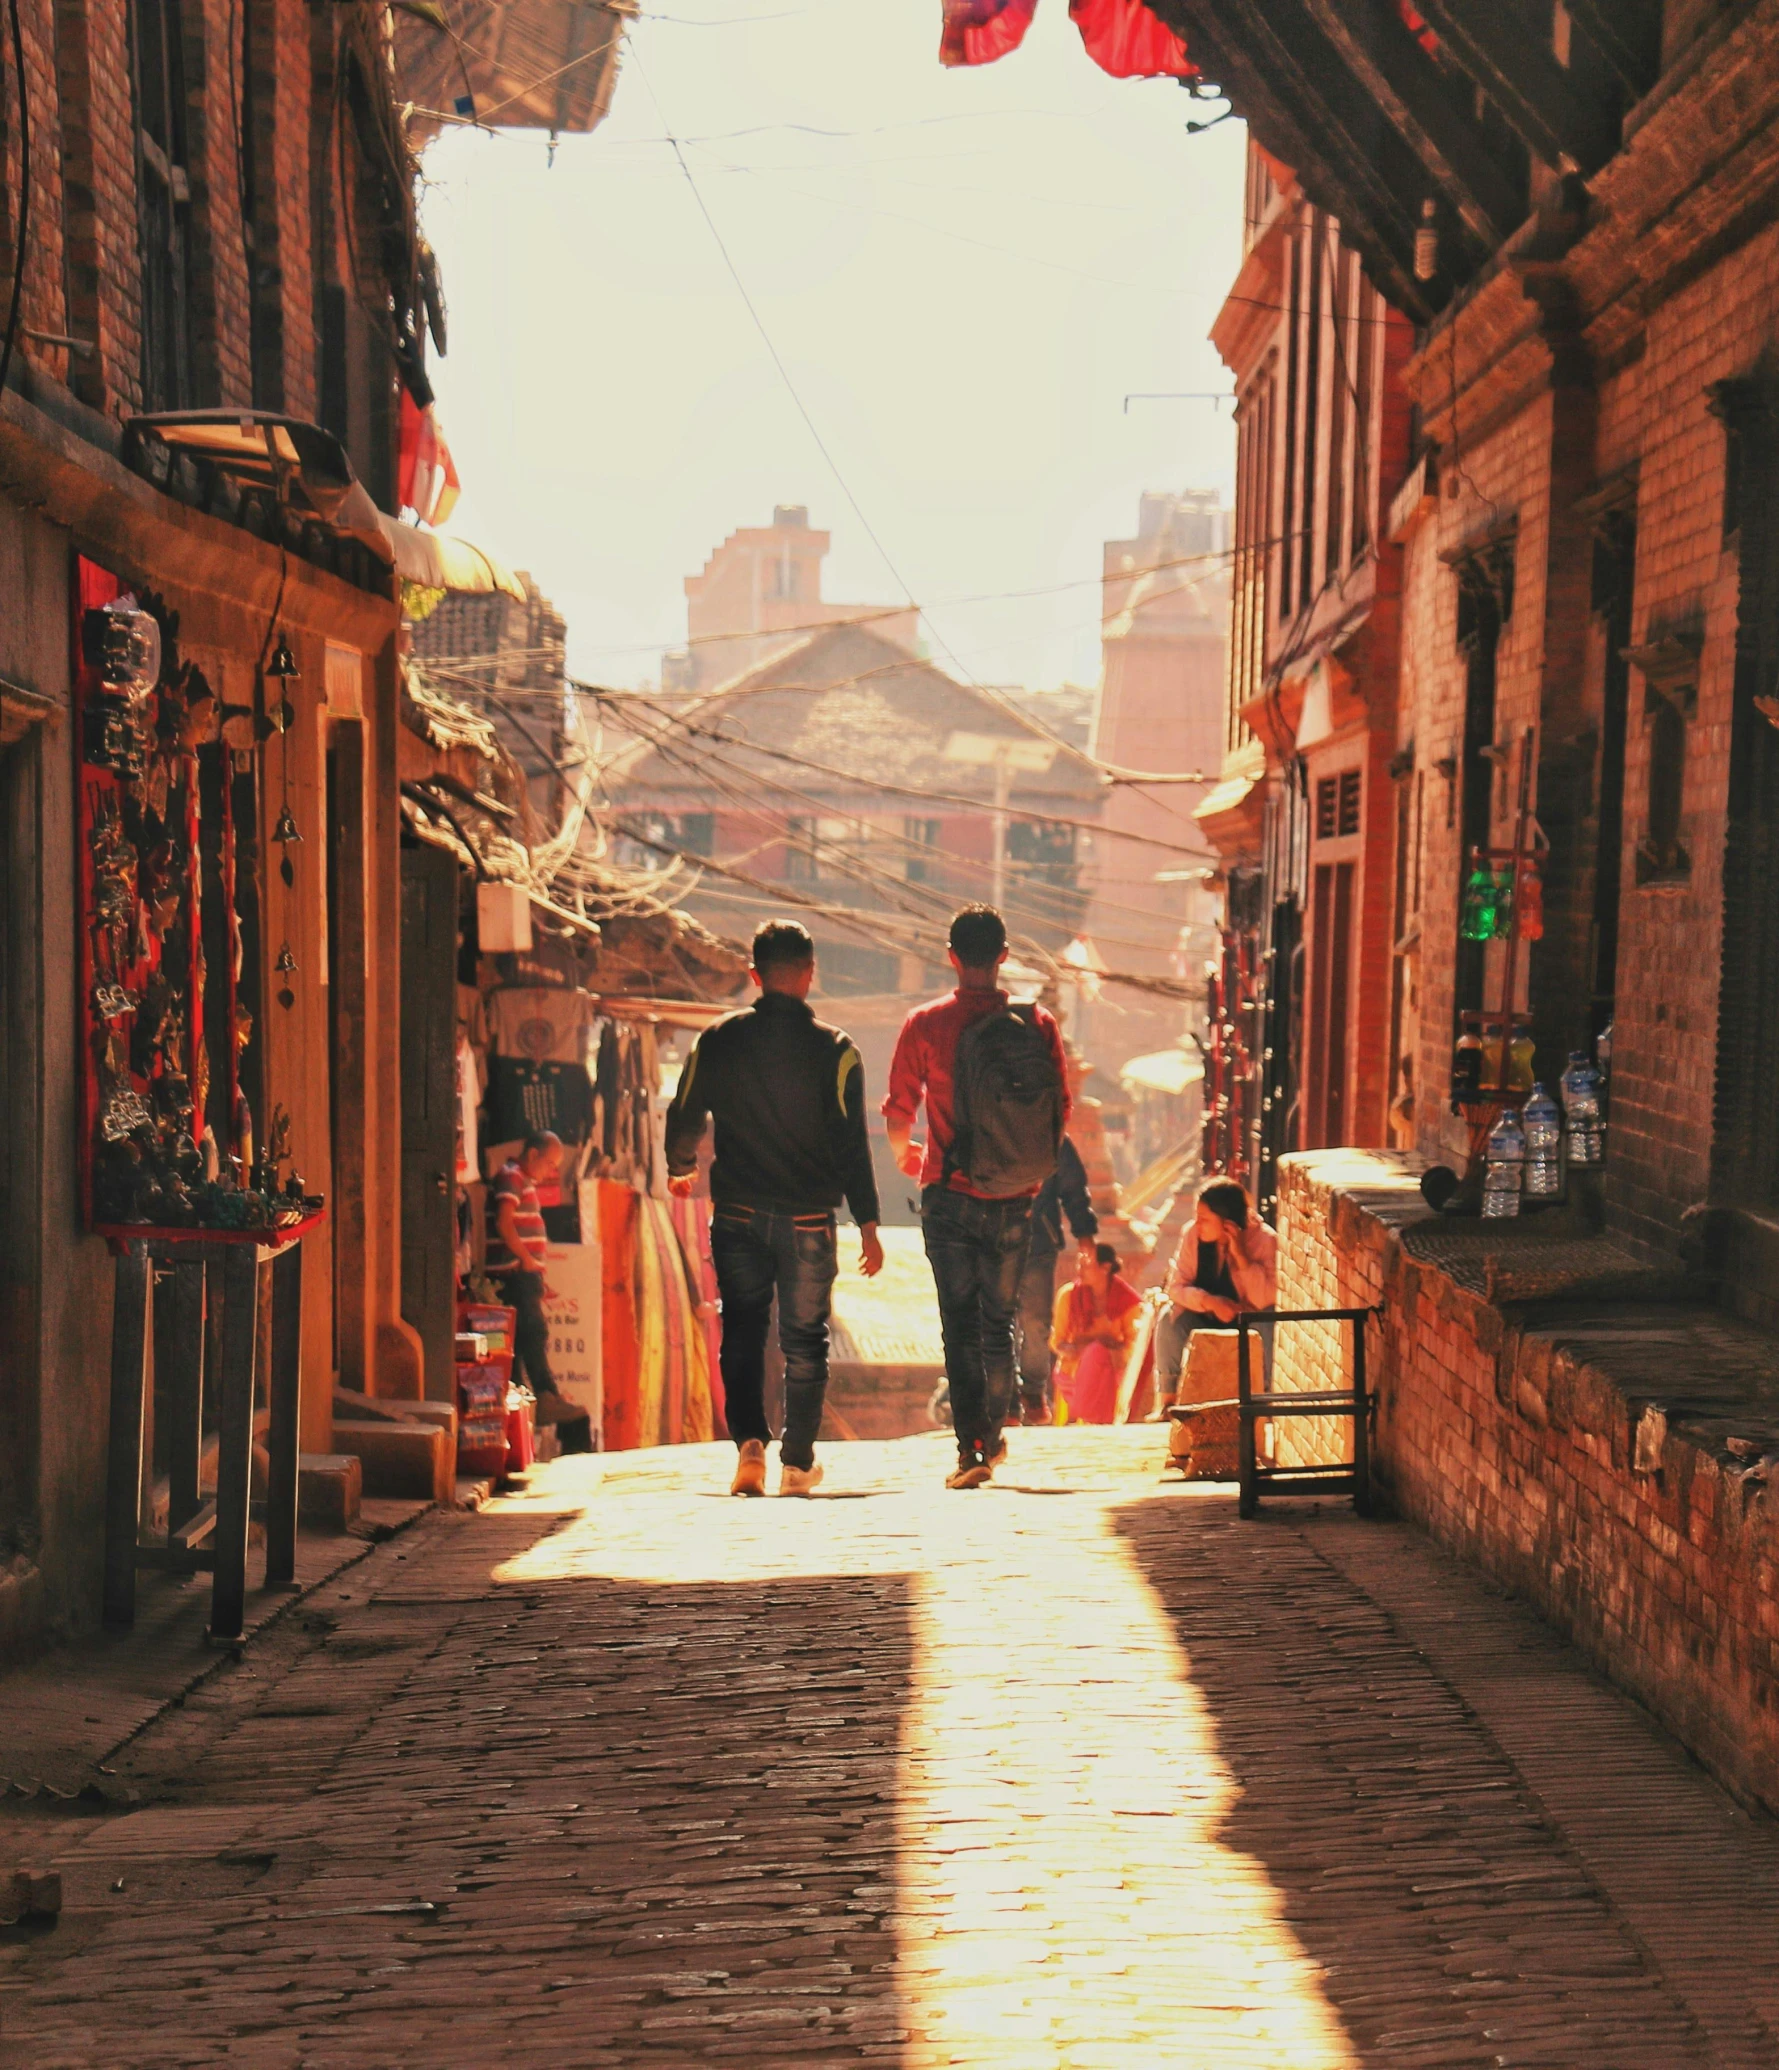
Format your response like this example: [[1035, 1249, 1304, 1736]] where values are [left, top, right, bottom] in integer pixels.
[[949, 904, 1007, 968], [753, 918, 815, 976], [522, 1129, 562, 1157], [1094, 1241, 1120, 1271]]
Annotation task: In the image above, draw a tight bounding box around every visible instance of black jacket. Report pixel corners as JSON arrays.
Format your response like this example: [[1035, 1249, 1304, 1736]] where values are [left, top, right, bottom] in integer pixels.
[[665, 992, 881, 1224], [1028, 1135, 1097, 1255]]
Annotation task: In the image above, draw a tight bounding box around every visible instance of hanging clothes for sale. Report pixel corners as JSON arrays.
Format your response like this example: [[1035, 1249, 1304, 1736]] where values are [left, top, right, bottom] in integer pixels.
[[598, 1178, 641, 1452], [485, 984, 597, 1145]]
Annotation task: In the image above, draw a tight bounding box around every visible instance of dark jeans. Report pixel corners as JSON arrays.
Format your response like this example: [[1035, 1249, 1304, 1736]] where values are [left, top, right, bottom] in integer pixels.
[[711, 1205, 837, 1471], [496, 1269, 554, 1395], [1015, 1242, 1058, 1413], [921, 1185, 1033, 1449]]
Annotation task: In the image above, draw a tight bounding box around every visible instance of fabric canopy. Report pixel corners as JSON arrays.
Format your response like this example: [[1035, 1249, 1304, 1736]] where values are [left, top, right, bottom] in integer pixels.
[[939, 0, 1193, 78], [378, 514, 526, 599]]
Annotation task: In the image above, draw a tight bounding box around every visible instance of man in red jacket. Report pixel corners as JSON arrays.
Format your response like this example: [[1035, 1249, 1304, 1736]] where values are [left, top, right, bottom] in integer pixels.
[[885, 905, 1069, 1487]]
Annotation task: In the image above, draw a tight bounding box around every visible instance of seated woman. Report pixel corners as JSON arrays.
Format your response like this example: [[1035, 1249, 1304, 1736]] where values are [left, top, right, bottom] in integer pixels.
[[1051, 1243, 1143, 1425], [1153, 1180, 1278, 1405]]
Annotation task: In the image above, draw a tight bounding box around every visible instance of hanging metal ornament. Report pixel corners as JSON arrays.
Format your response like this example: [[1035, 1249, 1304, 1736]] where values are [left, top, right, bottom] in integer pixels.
[[275, 940, 297, 1010], [272, 802, 302, 886]]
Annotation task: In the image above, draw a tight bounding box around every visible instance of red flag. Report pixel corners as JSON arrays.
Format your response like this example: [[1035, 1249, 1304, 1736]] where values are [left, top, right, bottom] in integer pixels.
[[398, 389, 462, 528], [939, 0, 1038, 66], [1069, 0, 1194, 78]]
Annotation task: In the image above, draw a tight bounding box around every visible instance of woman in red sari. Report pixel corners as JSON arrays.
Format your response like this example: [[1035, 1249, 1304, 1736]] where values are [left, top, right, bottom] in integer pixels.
[[1050, 1243, 1142, 1425]]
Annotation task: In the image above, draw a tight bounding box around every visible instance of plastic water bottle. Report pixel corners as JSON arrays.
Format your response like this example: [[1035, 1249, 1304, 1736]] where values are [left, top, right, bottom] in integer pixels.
[[1522, 1083, 1562, 1198], [1482, 1107, 1526, 1219], [1560, 1050, 1605, 1166]]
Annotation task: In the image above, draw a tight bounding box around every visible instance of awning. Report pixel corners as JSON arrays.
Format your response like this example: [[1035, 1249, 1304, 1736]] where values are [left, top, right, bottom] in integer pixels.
[[1119, 1047, 1203, 1098], [379, 515, 525, 600]]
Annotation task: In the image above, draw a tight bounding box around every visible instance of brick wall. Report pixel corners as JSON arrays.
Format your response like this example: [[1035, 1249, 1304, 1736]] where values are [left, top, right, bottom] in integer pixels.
[[1275, 1150, 1779, 1818], [3, 0, 399, 450]]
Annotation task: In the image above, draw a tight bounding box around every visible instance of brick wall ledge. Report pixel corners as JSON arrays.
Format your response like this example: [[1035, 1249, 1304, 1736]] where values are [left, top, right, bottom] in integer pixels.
[[1275, 1149, 1779, 1818]]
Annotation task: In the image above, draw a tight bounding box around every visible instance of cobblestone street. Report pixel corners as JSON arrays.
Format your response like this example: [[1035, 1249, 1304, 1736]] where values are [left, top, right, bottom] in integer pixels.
[[4, 1429, 1778, 2068]]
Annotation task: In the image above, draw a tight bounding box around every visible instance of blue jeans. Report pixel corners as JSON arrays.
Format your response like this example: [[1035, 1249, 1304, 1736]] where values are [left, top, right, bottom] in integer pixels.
[[710, 1205, 838, 1470], [1153, 1306, 1276, 1398], [921, 1185, 1034, 1450]]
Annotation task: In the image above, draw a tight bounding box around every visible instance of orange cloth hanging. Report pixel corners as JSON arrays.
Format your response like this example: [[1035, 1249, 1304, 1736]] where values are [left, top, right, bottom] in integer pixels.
[[598, 1180, 640, 1453]]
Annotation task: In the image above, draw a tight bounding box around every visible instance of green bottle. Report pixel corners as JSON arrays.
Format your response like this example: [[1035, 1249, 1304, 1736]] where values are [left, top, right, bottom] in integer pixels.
[[1461, 865, 1498, 942]]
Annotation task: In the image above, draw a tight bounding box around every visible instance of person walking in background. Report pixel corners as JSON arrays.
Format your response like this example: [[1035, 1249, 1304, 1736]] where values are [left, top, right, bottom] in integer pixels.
[[486, 1130, 591, 1453], [1050, 1242, 1142, 1425], [885, 905, 1068, 1489], [1152, 1180, 1278, 1403], [1016, 1134, 1097, 1424], [666, 919, 883, 1498]]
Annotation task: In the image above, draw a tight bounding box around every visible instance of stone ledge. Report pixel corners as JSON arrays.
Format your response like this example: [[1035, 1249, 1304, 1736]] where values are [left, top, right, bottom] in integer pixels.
[[1275, 1149, 1779, 1817]]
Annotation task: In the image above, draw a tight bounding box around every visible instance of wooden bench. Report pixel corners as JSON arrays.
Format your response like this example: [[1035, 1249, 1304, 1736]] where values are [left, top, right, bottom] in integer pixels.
[[1234, 1305, 1381, 1519]]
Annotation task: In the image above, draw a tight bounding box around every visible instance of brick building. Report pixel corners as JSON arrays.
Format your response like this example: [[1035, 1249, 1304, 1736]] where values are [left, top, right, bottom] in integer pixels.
[[1196, 152, 1417, 1209], [1153, 0, 1779, 1809], [1084, 489, 1228, 1075], [0, 0, 535, 1653], [661, 505, 920, 696]]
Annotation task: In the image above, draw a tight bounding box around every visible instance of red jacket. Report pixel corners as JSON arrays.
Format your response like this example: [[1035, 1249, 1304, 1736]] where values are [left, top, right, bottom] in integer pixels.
[[884, 987, 1070, 1198]]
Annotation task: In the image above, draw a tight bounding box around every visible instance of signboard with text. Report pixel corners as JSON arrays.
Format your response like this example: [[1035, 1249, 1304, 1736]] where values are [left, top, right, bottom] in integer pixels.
[[542, 1236, 602, 1438]]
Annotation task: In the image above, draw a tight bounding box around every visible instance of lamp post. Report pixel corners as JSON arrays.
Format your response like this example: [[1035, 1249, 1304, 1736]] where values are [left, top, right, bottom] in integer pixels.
[[941, 731, 1057, 909]]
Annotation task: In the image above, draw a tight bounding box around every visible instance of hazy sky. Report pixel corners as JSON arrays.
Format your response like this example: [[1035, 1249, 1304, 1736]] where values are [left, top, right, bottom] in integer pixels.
[[419, 0, 1246, 691]]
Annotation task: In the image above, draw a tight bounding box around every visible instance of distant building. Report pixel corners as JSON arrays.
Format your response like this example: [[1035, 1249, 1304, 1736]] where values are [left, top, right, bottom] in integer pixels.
[[662, 506, 921, 695], [408, 574, 570, 814], [1083, 490, 1230, 1071], [608, 620, 1104, 1218]]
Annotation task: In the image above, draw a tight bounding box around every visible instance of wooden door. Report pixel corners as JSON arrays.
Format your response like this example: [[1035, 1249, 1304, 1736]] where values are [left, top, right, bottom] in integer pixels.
[[400, 845, 459, 1400]]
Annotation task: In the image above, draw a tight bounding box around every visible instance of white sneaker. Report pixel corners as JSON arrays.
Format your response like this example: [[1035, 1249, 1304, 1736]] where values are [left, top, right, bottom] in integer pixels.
[[778, 1459, 824, 1498]]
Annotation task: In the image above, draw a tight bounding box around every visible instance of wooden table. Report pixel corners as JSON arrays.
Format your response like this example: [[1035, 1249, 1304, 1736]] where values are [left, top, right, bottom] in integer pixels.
[[100, 1210, 324, 1642]]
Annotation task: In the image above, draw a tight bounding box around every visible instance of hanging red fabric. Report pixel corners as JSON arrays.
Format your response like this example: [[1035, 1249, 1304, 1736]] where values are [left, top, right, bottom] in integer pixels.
[[1397, 1, 1438, 55], [939, 0, 1037, 66], [1069, 0, 1194, 78]]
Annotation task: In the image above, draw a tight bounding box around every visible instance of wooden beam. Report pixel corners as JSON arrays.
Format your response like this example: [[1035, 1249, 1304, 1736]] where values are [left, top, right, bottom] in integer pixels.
[[1158, 0, 1442, 321], [1299, 0, 1524, 244], [1411, 0, 1619, 171], [1563, 0, 1660, 100]]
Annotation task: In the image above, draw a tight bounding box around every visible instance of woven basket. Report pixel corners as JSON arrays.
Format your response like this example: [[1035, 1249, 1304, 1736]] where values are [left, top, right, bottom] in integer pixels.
[[1166, 1399, 1241, 1480]]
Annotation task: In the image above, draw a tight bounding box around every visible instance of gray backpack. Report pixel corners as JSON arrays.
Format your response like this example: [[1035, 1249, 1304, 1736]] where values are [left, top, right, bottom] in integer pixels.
[[948, 1004, 1064, 1196]]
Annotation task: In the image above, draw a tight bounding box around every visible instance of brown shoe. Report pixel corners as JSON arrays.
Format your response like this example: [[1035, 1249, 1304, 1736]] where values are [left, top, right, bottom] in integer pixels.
[[946, 1447, 992, 1490], [731, 1439, 767, 1497]]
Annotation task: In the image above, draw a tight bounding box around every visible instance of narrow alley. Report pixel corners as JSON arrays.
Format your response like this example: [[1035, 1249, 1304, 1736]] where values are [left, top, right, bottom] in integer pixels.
[[4, 1431, 1776, 2069]]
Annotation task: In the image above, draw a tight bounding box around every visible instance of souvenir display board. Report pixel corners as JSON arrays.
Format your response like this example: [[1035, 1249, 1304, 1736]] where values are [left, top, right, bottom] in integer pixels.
[[73, 554, 315, 1231]]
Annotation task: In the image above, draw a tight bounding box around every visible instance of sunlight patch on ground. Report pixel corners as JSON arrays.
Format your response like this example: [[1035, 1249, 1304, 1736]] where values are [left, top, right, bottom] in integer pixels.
[[491, 1430, 1356, 2065], [894, 1489, 1357, 2065]]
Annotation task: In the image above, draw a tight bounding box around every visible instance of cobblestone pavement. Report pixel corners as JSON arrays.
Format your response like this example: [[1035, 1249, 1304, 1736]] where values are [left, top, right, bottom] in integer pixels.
[[3, 1428, 1777, 2068]]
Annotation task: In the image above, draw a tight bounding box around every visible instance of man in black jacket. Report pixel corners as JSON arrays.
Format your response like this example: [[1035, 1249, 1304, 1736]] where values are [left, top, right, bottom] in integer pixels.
[[666, 919, 883, 1497], [1016, 1134, 1098, 1424]]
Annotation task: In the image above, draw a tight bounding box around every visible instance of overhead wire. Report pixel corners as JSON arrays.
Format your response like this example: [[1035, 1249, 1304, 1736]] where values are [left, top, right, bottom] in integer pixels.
[[582, 685, 1208, 961], [580, 680, 1220, 862]]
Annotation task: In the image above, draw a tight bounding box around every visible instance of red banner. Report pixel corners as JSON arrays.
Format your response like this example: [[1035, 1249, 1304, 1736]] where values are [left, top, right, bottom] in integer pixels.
[[939, 0, 1037, 66], [1069, 0, 1194, 79]]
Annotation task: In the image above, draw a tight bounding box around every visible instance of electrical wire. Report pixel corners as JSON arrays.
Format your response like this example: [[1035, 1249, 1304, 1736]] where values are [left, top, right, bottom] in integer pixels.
[[628, 38, 935, 652], [0, 0, 30, 404], [580, 680, 1219, 863]]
